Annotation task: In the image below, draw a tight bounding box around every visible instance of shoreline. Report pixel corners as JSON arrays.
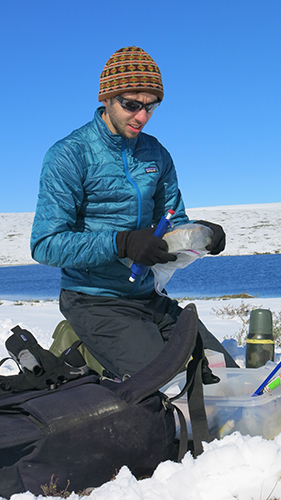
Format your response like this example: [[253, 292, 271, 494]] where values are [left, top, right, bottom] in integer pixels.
[[1, 252, 281, 268], [1, 293, 281, 303], [0, 262, 38, 268]]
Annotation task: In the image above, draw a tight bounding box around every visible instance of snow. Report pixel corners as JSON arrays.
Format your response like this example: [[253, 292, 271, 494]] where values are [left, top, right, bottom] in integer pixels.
[[1, 203, 281, 499], [1, 297, 281, 499], [187, 202, 281, 256]]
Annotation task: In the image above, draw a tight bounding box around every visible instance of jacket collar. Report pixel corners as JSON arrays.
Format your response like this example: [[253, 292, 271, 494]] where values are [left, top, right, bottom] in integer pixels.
[[93, 107, 138, 152]]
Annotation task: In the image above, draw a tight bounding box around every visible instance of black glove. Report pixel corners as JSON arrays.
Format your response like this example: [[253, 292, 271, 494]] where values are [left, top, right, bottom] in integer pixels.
[[195, 220, 226, 255], [116, 227, 177, 267]]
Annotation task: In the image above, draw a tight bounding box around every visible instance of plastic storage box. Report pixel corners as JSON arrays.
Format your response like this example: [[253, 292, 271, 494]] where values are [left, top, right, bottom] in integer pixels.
[[163, 362, 281, 441]]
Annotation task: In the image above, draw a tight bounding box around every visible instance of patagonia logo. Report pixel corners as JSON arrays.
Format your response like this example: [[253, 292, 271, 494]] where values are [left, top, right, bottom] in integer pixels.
[[145, 166, 157, 174]]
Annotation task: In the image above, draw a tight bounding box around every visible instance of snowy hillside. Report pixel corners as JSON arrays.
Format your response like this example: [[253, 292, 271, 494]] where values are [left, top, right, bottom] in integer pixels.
[[0, 202, 280, 266], [187, 202, 281, 257]]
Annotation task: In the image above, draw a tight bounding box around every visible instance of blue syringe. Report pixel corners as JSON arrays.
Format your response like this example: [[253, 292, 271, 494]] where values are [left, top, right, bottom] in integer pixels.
[[129, 209, 175, 283]]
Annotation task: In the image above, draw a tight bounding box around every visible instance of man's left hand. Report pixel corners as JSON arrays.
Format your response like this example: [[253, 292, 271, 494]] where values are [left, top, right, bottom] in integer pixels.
[[195, 220, 226, 255]]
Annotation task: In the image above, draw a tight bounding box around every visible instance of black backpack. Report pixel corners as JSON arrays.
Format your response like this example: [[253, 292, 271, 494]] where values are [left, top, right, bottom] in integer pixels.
[[0, 303, 212, 497]]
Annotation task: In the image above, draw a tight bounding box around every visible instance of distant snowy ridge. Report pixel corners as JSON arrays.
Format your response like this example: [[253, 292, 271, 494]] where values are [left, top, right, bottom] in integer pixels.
[[0, 202, 280, 266], [187, 202, 281, 257]]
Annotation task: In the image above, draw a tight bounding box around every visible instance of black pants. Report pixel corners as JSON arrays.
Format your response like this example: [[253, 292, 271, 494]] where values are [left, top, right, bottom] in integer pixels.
[[60, 289, 183, 379], [60, 289, 238, 379]]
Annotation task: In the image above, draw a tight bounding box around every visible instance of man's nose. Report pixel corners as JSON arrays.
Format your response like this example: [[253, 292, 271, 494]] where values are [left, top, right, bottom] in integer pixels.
[[134, 108, 149, 123]]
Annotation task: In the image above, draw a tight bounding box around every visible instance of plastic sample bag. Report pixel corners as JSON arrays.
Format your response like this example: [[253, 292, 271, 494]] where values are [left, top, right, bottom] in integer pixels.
[[152, 223, 213, 295]]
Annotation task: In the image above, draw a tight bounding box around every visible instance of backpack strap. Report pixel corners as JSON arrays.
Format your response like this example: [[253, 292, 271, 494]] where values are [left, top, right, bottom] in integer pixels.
[[0, 355, 34, 393], [115, 303, 199, 404], [171, 402, 189, 462], [198, 319, 239, 368], [0, 357, 13, 368], [114, 303, 210, 457], [169, 333, 210, 457], [186, 334, 210, 455]]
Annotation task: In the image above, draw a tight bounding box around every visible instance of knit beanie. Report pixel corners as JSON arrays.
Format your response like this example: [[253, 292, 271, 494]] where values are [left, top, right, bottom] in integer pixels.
[[98, 46, 164, 102]]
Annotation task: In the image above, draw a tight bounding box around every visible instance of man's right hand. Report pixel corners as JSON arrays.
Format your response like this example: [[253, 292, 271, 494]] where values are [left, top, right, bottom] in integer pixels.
[[116, 227, 177, 267]]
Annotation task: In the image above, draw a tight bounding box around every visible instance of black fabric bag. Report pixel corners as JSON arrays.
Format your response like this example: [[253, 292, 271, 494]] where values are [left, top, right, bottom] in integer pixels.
[[0, 303, 211, 497], [0, 325, 90, 393]]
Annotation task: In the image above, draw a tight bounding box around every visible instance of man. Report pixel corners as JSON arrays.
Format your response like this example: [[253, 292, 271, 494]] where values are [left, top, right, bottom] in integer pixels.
[[31, 46, 227, 379]]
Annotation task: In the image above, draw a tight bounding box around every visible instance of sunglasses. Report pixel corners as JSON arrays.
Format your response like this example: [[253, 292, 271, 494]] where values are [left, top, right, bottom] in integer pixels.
[[114, 95, 161, 113]]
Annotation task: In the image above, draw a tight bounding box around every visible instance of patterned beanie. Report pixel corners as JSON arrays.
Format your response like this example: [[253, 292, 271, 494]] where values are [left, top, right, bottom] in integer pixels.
[[98, 46, 164, 102]]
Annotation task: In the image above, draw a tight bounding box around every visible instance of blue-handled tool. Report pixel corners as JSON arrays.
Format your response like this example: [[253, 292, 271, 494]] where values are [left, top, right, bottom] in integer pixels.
[[129, 209, 175, 283], [252, 359, 281, 396], [219, 360, 281, 438]]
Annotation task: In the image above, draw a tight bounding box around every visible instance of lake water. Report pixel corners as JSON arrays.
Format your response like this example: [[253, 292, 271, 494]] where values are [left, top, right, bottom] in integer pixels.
[[0, 255, 280, 300]]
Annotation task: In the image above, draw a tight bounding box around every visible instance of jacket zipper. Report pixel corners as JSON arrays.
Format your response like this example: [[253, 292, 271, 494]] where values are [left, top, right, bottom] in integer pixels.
[[121, 139, 142, 229]]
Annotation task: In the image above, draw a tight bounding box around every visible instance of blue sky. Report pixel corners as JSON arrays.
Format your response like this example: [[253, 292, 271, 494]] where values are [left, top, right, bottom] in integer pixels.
[[1, 0, 280, 213]]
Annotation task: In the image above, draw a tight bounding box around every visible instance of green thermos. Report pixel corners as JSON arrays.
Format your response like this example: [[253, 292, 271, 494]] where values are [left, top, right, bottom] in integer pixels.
[[246, 309, 274, 368]]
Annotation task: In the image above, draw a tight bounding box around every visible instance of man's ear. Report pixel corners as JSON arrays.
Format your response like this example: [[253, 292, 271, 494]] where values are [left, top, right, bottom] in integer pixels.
[[102, 99, 108, 107]]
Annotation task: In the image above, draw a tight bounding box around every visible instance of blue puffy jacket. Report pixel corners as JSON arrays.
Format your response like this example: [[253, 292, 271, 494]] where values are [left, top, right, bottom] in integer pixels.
[[31, 107, 189, 298]]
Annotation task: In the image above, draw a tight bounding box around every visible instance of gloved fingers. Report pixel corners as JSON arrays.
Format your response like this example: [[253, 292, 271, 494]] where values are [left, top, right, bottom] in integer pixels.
[[207, 228, 225, 255], [142, 232, 168, 253], [148, 248, 178, 266], [206, 237, 225, 255], [195, 220, 226, 255], [118, 227, 177, 266], [116, 227, 155, 260], [133, 238, 177, 266]]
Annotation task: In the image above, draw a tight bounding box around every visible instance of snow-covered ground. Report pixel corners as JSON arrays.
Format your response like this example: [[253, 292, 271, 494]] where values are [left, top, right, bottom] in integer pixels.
[[1, 203, 281, 499], [1, 297, 281, 500], [1, 202, 281, 266]]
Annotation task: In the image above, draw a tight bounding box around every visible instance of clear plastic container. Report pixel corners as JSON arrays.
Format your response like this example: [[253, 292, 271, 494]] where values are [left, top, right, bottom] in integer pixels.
[[163, 363, 281, 441]]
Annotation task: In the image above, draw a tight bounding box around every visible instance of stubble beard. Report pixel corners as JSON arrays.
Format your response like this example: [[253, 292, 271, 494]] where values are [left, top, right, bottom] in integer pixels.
[[111, 116, 141, 139], [105, 103, 142, 139]]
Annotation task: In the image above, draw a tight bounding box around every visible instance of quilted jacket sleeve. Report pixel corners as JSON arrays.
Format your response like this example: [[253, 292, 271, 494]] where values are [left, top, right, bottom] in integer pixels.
[[30, 145, 118, 268]]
